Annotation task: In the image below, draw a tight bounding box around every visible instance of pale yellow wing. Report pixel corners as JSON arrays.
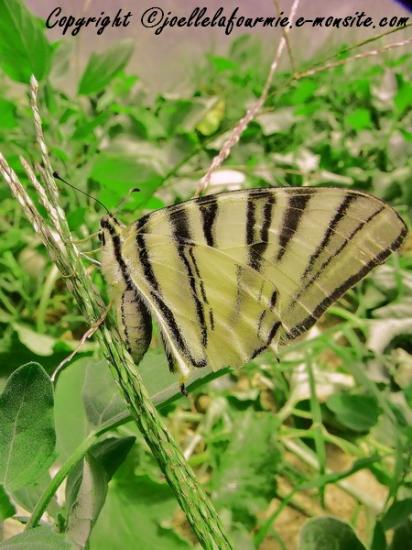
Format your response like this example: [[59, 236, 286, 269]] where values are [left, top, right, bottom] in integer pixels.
[[119, 187, 406, 374]]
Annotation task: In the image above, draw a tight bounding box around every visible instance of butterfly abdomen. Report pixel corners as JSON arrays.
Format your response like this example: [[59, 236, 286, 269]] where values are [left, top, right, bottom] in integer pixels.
[[117, 287, 152, 364]]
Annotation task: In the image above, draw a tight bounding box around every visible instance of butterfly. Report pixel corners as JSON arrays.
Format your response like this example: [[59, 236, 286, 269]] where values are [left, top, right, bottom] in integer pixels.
[[98, 186, 407, 393]]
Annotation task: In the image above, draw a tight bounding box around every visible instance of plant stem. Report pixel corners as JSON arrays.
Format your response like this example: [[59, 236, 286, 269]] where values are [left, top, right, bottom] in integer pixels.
[[26, 433, 98, 529]]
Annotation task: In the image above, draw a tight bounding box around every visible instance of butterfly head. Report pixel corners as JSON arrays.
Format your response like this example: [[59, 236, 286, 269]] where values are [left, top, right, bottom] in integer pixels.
[[99, 215, 127, 287]]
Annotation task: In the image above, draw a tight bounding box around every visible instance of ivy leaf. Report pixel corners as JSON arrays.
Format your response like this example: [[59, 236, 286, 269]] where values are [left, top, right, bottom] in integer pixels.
[[0, 0, 53, 83], [78, 40, 134, 95], [0, 363, 55, 491], [299, 517, 366, 550]]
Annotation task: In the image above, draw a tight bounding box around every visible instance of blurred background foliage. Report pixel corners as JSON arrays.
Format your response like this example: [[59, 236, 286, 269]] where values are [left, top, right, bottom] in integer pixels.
[[0, 1, 412, 549]]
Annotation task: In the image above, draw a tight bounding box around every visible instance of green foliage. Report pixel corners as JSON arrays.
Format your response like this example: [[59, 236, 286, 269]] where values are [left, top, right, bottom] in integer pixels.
[[0, 526, 71, 549], [78, 40, 134, 95], [299, 517, 366, 550], [326, 393, 380, 432], [89, 466, 192, 549], [0, 362, 55, 491], [0, 0, 53, 82]]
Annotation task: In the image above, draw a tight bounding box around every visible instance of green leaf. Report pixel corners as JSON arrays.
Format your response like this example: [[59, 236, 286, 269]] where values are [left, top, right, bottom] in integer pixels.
[[345, 108, 373, 130], [90, 436, 135, 480], [394, 80, 412, 115], [211, 410, 280, 527], [54, 358, 88, 460], [0, 484, 15, 520], [299, 517, 366, 550], [382, 498, 412, 531], [89, 467, 191, 550], [326, 393, 380, 432], [0, 98, 17, 129], [390, 520, 412, 549], [90, 153, 163, 210], [65, 454, 108, 550], [0, 0, 53, 82], [289, 80, 318, 104], [0, 526, 71, 549], [371, 521, 387, 550], [78, 40, 134, 95], [0, 362, 55, 491], [82, 359, 128, 429], [208, 54, 238, 72]]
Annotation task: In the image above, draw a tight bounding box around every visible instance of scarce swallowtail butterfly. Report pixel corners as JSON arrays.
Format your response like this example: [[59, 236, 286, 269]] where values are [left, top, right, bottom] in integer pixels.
[[98, 187, 407, 392]]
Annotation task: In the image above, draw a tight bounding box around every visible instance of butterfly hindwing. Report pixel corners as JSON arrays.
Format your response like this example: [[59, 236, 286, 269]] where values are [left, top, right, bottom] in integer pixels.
[[101, 187, 406, 377]]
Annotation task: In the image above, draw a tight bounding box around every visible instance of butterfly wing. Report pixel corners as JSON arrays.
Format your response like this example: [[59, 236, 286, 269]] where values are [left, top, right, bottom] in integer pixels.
[[120, 187, 406, 375]]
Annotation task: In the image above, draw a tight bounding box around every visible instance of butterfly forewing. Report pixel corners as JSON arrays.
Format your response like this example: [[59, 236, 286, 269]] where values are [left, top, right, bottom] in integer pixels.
[[104, 187, 406, 377]]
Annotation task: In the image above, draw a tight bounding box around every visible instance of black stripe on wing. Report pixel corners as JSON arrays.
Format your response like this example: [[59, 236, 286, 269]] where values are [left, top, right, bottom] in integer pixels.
[[169, 208, 209, 347], [286, 227, 407, 341], [135, 217, 207, 368], [303, 193, 357, 279], [248, 191, 275, 272], [197, 194, 218, 247], [277, 192, 312, 261], [291, 205, 385, 308]]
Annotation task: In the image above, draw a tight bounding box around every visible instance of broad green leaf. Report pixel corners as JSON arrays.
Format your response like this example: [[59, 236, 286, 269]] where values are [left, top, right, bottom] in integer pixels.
[[82, 359, 128, 429], [382, 498, 412, 531], [326, 393, 380, 432], [0, 484, 15, 520], [0, 0, 53, 83], [54, 358, 88, 460], [65, 454, 108, 550], [0, 363, 55, 491], [78, 40, 134, 95], [345, 108, 373, 130], [0, 526, 71, 549], [299, 517, 366, 550], [211, 410, 280, 527], [89, 467, 191, 550]]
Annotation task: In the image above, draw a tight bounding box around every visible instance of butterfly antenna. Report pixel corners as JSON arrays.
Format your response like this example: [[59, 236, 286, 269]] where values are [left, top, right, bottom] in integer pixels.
[[53, 171, 110, 215]]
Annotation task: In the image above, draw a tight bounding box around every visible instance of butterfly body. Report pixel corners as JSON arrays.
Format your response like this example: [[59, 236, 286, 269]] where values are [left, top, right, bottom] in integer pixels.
[[99, 187, 407, 384]]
